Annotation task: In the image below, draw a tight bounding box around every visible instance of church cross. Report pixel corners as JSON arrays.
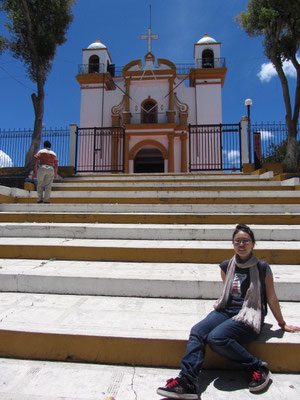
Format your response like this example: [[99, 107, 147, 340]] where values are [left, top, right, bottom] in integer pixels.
[[140, 5, 158, 53]]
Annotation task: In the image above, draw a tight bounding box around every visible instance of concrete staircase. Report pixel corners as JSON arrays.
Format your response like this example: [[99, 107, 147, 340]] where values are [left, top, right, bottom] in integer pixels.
[[0, 172, 300, 399]]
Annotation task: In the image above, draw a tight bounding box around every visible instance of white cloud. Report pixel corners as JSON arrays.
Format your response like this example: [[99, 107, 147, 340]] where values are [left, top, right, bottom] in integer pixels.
[[258, 63, 277, 82], [258, 57, 298, 82], [0, 150, 13, 168], [225, 150, 240, 163], [257, 130, 274, 141]]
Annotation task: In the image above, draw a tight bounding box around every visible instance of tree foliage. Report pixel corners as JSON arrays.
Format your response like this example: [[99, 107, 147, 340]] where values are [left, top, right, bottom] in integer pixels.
[[236, 0, 300, 172], [0, 0, 75, 171], [261, 139, 300, 163], [0, 35, 7, 54]]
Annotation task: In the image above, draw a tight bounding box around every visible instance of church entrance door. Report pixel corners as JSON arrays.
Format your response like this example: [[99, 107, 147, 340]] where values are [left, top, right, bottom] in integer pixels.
[[134, 148, 164, 173]]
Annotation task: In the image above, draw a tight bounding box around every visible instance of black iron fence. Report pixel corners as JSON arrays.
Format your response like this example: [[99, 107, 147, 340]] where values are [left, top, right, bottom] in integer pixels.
[[75, 126, 125, 173], [189, 123, 241, 171], [78, 61, 226, 79], [195, 58, 226, 69], [250, 122, 300, 163], [78, 63, 106, 74], [0, 127, 70, 168], [1, 122, 299, 171], [78, 63, 123, 77]]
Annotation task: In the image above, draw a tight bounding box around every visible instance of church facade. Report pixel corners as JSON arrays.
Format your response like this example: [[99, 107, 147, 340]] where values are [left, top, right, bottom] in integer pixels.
[[76, 32, 227, 173]]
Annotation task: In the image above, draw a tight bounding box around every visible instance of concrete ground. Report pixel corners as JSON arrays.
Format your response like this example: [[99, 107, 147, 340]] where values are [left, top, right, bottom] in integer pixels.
[[0, 358, 299, 400]]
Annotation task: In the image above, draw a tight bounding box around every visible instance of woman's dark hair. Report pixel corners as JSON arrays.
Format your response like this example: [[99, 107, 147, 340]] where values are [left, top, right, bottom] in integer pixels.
[[232, 224, 255, 244], [44, 140, 51, 148]]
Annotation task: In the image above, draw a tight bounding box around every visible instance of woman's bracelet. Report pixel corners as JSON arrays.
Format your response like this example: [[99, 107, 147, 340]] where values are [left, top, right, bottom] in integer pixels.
[[278, 321, 286, 328]]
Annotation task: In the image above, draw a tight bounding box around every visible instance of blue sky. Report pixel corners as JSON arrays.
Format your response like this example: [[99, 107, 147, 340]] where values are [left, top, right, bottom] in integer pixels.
[[0, 0, 298, 130]]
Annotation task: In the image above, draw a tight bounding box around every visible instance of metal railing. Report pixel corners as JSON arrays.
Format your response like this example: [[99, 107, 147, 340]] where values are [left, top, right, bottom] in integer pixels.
[[78, 63, 123, 77], [75, 126, 125, 173], [78, 59, 226, 78], [189, 123, 241, 171], [173, 63, 192, 75], [0, 127, 70, 168], [250, 122, 300, 163], [195, 58, 226, 69], [130, 111, 166, 125], [78, 63, 106, 74]]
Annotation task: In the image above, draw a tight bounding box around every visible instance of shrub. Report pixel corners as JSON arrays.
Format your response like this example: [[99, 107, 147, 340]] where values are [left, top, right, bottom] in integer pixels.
[[261, 140, 300, 163]]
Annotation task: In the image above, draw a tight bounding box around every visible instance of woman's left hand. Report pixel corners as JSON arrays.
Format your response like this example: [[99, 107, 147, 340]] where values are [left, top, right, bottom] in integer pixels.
[[282, 324, 300, 332]]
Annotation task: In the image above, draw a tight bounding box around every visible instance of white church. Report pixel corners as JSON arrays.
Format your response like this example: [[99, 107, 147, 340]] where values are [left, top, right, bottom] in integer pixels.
[[75, 28, 228, 174]]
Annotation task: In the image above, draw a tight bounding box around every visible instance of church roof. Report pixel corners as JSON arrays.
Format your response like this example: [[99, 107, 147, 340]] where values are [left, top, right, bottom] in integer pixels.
[[197, 34, 217, 44], [87, 39, 107, 49]]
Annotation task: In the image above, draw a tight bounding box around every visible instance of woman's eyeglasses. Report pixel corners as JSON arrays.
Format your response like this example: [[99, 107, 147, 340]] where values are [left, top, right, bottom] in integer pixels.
[[233, 239, 252, 245]]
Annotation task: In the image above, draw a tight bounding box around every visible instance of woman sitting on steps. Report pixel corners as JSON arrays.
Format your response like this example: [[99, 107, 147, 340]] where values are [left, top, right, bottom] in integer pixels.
[[157, 223, 300, 399]]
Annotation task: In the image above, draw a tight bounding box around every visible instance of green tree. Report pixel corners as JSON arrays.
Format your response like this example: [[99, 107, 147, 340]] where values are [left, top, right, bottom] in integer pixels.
[[0, 0, 75, 172], [236, 0, 300, 172], [0, 35, 7, 54], [261, 139, 300, 163]]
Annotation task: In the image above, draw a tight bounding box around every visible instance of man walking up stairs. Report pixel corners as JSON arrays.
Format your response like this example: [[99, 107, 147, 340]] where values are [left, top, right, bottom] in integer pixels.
[[0, 171, 299, 399]]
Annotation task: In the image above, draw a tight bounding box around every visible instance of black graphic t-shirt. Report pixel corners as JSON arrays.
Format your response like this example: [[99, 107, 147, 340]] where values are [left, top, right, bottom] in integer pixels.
[[220, 261, 272, 314], [223, 266, 250, 312]]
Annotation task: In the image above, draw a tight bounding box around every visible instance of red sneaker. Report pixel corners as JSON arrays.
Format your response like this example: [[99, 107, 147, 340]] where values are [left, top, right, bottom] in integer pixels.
[[249, 366, 270, 392], [157, 375, 198, 399]]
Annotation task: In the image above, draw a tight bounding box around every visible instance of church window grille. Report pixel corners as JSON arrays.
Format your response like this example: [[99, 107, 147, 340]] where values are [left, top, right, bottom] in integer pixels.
[[202, 49, 214, 68], [141, 100, 157, 124], [88, 55, 100, 73]]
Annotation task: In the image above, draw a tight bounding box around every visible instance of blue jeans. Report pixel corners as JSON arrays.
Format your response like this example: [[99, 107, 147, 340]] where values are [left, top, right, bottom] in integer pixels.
[[181, 310, 263, 383]]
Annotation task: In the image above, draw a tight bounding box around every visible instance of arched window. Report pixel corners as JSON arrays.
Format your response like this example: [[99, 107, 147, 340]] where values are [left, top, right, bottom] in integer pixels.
[[141, 99, 157, 123], [202, 49, 214, 68], [88, 55, 100, 73]]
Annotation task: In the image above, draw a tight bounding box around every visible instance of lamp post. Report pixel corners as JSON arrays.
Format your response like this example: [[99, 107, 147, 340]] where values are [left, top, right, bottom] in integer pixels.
[[245, 98, 253, 163]]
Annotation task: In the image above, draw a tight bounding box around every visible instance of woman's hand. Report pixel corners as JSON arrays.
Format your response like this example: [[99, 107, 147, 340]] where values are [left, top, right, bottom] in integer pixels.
[[281, 324, 300, 333]]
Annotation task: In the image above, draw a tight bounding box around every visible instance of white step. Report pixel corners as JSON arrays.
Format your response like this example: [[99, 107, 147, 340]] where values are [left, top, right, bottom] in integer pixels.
[[62, 172, 271, 181], [2, 203, 300, 214], [1, 223, 300, 241], [52, 180, 284, 188], [1, 237, 298, 249], [15, 188, 300, 199], [0, 292, 299, 343], [0, 259, 299, 301]]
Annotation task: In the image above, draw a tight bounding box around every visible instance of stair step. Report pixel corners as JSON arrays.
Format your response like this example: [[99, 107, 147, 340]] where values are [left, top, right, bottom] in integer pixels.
[[14, 195, 300, 205], [0, 358, 299, 399], [1, 212, 300, 225], [52, 184, 291, 191], [12, 189, 300, 199], [0, 259, 299, 301], [0, 293, 299, 371], [1, 223, 300, 241], [0, 238, 299, 264], [60, 172, 270, 181], [53, 179, 285, 187], [2, 202, 300, 214], [0, 171, 299, 377]]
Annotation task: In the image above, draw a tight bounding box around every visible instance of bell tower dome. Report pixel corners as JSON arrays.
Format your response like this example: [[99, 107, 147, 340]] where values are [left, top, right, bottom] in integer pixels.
[[82, 39, 112, 74], [190, 33, 227, 124], [194, 33, 221, 68]]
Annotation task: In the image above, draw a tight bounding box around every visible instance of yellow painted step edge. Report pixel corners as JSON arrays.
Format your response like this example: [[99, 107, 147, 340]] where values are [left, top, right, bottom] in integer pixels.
[[1, 245, 299, 265], [1, 213, 300, 225], [0, 330, 298, 372]]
